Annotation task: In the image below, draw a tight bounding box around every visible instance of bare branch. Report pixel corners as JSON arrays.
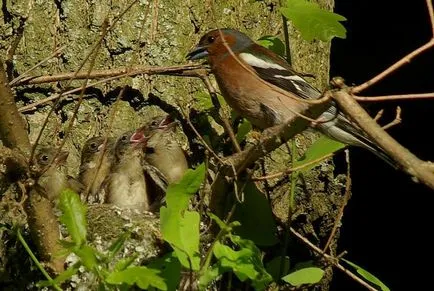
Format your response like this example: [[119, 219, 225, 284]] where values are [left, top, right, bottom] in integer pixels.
[[332, 81, 434, 189], [354, 92, 434, 102], [351, 39, 434, 94], [0, 58, 31, 153], [290, 227, 379, 291], [11, 64, 206, 86]]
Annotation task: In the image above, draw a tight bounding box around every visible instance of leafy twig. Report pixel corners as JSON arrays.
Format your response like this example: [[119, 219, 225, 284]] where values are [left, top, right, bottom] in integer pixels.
[[289, 227, 379, 291]]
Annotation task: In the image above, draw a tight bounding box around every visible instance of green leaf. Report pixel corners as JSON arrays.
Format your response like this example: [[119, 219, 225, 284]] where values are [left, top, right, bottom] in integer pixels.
[[233, 182, 278, 246], [342, 259, 390, 291], [148, 252, 182, 291], [106, 266, 167, 290], [294, 135, 345, 172], [59, 189, 87, 246], [199, 265, 226, 291], [74, 245, 99, 270], [281, 0, 347, 42], [37, 264, 79, 287], [257, 36, 285, 57], [213, 236, 273, 290], [235, 118, 252, 143], [160, 209, 201, 271], [114, 256, 138, 272], [165, 163, 205, 212], [282, 267, 324, 286], [195, 91, 227, 111], [266, 256, 290, 281]]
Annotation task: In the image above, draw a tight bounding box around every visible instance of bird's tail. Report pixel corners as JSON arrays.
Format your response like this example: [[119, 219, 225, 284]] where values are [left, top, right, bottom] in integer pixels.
[[318, 113, 399, 169]]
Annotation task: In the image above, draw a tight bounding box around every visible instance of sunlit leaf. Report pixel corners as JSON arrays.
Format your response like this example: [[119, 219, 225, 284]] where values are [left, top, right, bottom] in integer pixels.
[[282, 267, 324, 286], [281, 0, 347, 41], [160, 208, 201, 270], [165, 163, 205, 212], [74, 245, 98, 270], [213, 235, 273, 290], [294, 135, 345, 172], [106, 266, 167, 290], [342, 258, 390, 291], [59, 189, 87, 246], [235, 118, 252, 143], [257, 36, 286, 57]]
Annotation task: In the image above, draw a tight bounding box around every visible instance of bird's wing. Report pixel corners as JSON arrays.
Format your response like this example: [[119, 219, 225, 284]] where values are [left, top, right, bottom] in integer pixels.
[[238, 46, 322, 101]]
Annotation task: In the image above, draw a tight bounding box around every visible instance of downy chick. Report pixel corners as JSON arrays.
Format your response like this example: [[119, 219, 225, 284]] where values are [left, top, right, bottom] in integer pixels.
[[79, 136, 115, 203], [34, 147, 71, 201], [106, 131, 150, 210], [133, 115, 189, 184]]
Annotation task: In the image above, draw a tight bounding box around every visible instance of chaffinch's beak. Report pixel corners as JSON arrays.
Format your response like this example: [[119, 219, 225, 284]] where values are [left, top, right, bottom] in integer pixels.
[[186, 45, 208, 60]]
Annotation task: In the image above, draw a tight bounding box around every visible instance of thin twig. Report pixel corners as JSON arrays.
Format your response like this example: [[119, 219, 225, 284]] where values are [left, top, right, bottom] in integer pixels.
[[289, 227, 379, 291], [323, 149, 352, 252], [332, 81, 434, 189], [9, 46, 66, 86], [252, 153, 333, 181], [351, 39, 434, 94], [373, 109, 383, 121], [426, 0, 434, 35], [12, 64, 206, 86], [354, 92, 434, 102], [200, 75, 242, 153], [381, 106, 402, 130], [18, 72, 132, 113]]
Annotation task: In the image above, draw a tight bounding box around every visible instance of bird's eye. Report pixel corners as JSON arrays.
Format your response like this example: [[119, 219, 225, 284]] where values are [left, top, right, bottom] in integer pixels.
[[121, 135, 128, 142], [207, 36, 215, 43], [39, 154, 50, 164], [151, 121, 158, 126], [90, 142, 98, 150]]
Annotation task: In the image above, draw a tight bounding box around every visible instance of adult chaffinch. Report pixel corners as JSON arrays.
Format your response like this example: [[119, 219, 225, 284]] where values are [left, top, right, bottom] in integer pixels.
[[132, 115, 189, 184], [106, 131, 150, 210], [187, 28, 396, 167], [79, 136, 115, 204]]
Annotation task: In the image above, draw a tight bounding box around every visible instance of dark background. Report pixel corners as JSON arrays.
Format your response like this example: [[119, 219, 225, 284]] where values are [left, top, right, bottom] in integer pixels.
[[330, 1, 434, 290]]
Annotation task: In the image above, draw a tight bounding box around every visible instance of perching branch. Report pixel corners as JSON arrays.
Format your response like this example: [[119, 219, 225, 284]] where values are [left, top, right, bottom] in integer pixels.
[[332, 78, 434, 189]]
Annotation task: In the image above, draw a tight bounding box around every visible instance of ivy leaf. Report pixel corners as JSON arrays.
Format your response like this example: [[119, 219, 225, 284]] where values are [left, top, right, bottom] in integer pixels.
[[281, 0, 347, 41], [257, 36, 285, 57], [114, 256, 138, 272], [266, 256, 290, 281], [213, 235, 273, 290], [294, 135, 345, 172], [59, 189, 87, 246], [106, 266, 167, 290], [148, 252, 182, 291], [342, 258, 390, 291], [282, 267, 324, 286], [235, 118, 252, 143], [165, 163, 205, 212], [233, 182, 278, 246], [160, 209, 201, 270], [37, 264, 79, 287]]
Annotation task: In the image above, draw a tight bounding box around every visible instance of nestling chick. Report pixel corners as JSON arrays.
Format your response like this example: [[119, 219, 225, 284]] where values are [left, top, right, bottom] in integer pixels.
[[79, 136, 115, 203], [132, 115, 189, 184], [34, 147, 71, 201], [106, 131, 150, 210]]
